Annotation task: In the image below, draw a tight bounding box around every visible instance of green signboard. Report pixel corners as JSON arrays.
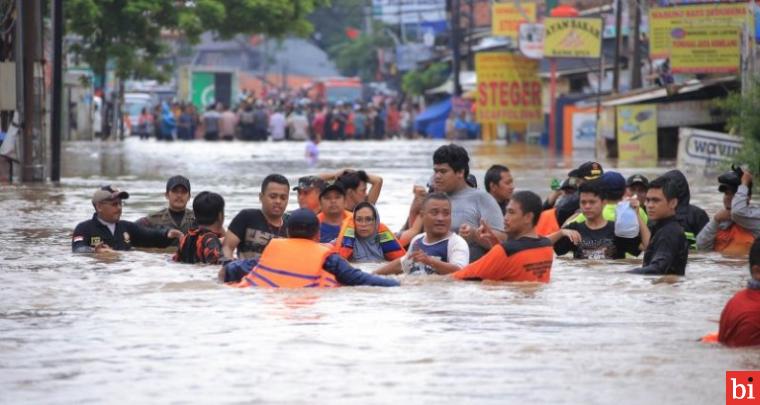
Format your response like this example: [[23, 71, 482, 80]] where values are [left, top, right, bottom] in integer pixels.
[[191, 71, 214, 110]]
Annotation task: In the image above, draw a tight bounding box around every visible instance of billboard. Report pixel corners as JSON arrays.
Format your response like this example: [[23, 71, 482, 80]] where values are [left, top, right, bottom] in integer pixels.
[[543, 18, 603, 58], [670, 26, 741, 74], [617, 104, 658, 162], [475, 53, 541, 123], [492, 3, 536, 39]]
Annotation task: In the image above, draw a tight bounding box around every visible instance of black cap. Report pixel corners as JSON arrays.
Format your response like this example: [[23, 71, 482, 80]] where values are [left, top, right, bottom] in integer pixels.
[[293, 176, 325, 192], [718, 170, 742, 193], [319, 181, 346, 199], [559, 177, 578, 191], [166, 175, 191, 192], [287, 208, 320, 238], [626, 174, 649, 188], [568, 161, 604, 180]]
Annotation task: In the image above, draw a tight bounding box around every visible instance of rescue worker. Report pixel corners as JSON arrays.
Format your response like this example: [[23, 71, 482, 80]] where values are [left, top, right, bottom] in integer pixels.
[[484, 164, 515, 215], [136, 175, 196, 237], [658, 169, 709, 249], [536, 177, 576, 237], [72, 185, 182, 253], [293, 175, 325, 214], [174, 191, 227, 265], [628, 176, 688, 275], [696, 168, 758, 255], [451, 191, 554, 283], [221, 209, 399, 288], [714, 237, 760, 347]]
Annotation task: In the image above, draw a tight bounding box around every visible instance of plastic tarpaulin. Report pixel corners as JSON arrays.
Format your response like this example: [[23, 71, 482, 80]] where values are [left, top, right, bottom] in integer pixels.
[[415, 98, 451, 139]]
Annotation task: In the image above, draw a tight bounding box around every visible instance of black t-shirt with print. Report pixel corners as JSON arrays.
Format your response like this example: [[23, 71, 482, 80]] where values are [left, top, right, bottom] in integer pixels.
[[228, 209, 288, 259], [554, 221, 640, 259]]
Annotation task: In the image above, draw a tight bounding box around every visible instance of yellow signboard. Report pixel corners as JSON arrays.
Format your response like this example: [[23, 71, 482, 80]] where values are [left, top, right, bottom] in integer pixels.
[[543, 18, 602, 58], [492, 3, 536, 39], [670, 26, 740, 74], [617, 104, 658, 162], [648, 3, 750, 58], [475, 53, 541, 123]]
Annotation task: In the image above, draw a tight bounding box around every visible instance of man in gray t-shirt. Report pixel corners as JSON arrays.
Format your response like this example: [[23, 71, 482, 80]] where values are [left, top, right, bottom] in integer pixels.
[[433, 144, 505, 262]]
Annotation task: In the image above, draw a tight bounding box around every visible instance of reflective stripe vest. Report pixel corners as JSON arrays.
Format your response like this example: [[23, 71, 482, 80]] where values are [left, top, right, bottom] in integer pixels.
[[238, 238, 338, 288], [715, 223, 755, 256]]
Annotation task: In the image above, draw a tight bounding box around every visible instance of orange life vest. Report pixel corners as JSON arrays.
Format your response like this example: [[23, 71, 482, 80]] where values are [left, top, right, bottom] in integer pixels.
[[536, 208, 560, 237], [714, 223, 755, 256], [237, 238, 339, 288]]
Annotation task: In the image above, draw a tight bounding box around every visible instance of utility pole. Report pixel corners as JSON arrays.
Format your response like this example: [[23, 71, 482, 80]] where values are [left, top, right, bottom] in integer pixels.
[[17, 0, 45, 182], [51, 0, 63, 182], [631, 0, 642, 89], [450, 0, 462, 96], [612, 0, 623, 93]]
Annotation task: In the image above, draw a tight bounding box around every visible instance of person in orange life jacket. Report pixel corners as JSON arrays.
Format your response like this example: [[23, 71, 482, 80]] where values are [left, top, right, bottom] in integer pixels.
[[317, 181, 351, 244], [174, 191, 228, 265], [293, 175, 325, 214], [375, 193, 469, 275], [626, 174, 649, 203], [712, 237, 760, 347], [451, 191, 554, 283], [537, 177, 577, 237], [219, 209, 399, 287], [72, 185, 183, 253], [628, 176, 688, 275], [696, 168, 758, 255], [223, 174, 290, 260], [549, 180, 648, 260], [485, 164, 515, 216], [336, 202, 406, 262]]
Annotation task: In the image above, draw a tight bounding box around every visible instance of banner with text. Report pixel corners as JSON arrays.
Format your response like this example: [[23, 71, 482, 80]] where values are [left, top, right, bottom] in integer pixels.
[[617, 104, 658, 162], [492, 3, 536, 40], [543, 17, 603, 58], [670, 26, 740, 73], [649, 3, 750, 59], [475, 53, 542, 123], [677, 127, 743, 170]]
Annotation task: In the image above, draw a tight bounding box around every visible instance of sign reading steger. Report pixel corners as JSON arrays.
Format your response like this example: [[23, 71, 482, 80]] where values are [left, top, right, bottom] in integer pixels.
[[475, 53, 542, 123]]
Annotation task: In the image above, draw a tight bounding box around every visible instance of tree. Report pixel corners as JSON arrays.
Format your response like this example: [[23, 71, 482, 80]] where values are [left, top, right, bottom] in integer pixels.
[[330, 31, 393, 81], [717, 80, 760, 170], [402, 63, 449, 96], [65, 0, 323, 83]]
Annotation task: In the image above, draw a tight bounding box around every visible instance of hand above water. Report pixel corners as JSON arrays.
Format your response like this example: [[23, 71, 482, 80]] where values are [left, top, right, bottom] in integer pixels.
[[560, 229, 582, 245], [94, 242, 114, 253], [166, 229, 183, 239], [477, 219, 500, 248]]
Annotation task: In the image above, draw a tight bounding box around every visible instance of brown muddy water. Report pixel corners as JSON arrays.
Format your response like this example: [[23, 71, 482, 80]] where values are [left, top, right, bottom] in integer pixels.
[[0, 138, 758, 404]]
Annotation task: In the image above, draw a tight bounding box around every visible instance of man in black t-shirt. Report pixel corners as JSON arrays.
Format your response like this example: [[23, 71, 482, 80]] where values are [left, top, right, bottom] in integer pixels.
[[549, 181, 648, 259], [223, 174, 290, 260]]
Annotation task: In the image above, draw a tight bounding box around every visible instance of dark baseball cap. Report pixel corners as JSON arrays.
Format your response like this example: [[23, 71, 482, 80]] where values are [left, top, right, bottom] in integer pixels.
[[559, 177, 578, 191], [568, 161, 604, 180], [600, 171, 626, 192], [293, 175, 325, 192], [319, 181, 346, 199], [92, 185, 129, 204], [626, 174, 649, 188], [287, 208, 320, 238], [166, 175, 191, 192], [718, 170, 742, 193]]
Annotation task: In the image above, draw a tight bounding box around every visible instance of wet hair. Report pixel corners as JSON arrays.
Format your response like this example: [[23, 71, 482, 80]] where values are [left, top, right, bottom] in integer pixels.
[[261, 174, 289, 193], [484, 165, 510, 193], [648, 176, 678, 201], [578, 180, 603, 198], [433, 144, 470, 178], [511, 190, 542, 226], [337, 170, 369, 191], [422, 192, 451, 209], [193, 191, 225, 226], [750, 238, 760, 270]]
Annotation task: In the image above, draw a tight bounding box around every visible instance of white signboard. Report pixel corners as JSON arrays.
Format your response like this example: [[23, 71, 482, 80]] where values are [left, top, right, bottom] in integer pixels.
[[518, 23, 544, 59], [677, 127, 743, 169], [372, 0, 446, 25]]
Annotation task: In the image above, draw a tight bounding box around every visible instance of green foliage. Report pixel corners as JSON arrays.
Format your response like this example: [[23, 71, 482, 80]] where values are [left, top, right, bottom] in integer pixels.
[[65, 0, 322, 82], [308, 0, 365, 53], [717, 80, 760, 169], [402, 63, 449, 96], [330, 31, 393, 81]]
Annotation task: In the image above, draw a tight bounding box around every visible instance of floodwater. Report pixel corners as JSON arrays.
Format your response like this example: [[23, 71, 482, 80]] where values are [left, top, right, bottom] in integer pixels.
[[0, 138, 758, 404]]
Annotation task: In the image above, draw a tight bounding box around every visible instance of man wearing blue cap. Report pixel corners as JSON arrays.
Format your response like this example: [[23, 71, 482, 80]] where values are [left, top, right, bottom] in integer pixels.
[[220, 209, 399, 288]]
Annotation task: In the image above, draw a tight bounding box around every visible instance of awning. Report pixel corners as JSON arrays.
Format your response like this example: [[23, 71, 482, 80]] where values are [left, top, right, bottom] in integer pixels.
[[601, 76, 736, 107], [415, 97, 452, 139]]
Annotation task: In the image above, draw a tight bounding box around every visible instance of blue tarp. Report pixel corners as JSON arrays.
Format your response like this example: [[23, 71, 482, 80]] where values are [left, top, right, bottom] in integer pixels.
[[415, 98, 451, 139]]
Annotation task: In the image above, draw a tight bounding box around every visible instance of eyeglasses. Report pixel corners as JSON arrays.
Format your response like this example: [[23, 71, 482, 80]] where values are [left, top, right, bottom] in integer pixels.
[[355, 216, 375, 224]]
